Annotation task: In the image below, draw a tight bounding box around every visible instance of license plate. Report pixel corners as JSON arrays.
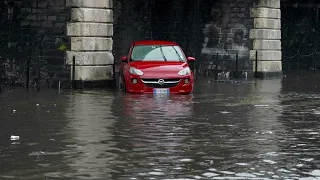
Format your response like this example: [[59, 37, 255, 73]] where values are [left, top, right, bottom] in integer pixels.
[[153, 88, 170, 95]]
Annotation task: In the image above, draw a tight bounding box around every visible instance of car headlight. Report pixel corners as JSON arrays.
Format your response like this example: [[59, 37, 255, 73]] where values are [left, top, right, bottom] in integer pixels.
[[178, 67, 191, 76], [129, 67, 144, 75]]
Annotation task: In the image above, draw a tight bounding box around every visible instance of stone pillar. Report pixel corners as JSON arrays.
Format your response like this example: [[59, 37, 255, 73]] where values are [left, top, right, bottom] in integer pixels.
[[249, 0, 282, 78], [66, 0, 114, 87]]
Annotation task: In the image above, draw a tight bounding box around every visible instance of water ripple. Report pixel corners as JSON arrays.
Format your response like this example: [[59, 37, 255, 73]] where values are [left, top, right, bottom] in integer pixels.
[[0, 78, 320, 179]]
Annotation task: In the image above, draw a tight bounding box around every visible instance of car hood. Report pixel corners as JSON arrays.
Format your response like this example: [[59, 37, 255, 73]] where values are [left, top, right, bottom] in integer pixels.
[[130, 61, 189, 78]]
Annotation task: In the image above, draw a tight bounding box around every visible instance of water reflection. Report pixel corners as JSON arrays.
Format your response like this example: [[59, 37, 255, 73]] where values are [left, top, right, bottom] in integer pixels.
[[110, 93, 196, 179], [122, 94, 194, 120], [278, 77, 320, 178], [244, 79, 286, 178], [1, 77, 320, 179], [0, 88, 71, 179], [61, 91, 117, 179]]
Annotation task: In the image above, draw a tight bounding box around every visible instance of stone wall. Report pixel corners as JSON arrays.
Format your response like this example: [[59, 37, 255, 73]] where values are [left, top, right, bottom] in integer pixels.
[[0, 0, 70, 86], [200, 0, 254, 73], [66, 0, 114, 85], [250, 0, 282, 77], [6, 0, 319, 86], [112, 0, 255, 74], [281, 0, 320, 71]]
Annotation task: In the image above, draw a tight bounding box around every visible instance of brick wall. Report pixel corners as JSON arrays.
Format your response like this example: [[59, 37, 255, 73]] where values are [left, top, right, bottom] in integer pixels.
[[0, 0, 70, 86], [281, 0, 319, 71], [113, 0, 254, 74], [2, 0, 315, 85], [113, 0, 195, 66], [200, 0, 254, 72]]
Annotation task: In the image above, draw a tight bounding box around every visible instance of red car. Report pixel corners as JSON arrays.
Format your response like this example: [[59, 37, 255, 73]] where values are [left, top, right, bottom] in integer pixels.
[[118, 40, 195, 95]]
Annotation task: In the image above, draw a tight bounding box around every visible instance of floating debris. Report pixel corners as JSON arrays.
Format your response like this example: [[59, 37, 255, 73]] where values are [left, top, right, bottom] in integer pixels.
[[255, 105, 269, 107], [263, 159, 277, 164], [203, 172, 219, 177], [236, 163, 250, 166], [262, 131, 273, 135], [10, 135, 20, 141], [219, 111, 232, 114]]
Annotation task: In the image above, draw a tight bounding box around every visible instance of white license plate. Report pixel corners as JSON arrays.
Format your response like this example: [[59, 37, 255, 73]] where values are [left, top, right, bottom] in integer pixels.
[[153, 88, 170, 95]]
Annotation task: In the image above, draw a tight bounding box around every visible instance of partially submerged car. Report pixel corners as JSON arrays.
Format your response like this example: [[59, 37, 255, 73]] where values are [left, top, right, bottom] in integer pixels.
[[118, 40, 195, 95]]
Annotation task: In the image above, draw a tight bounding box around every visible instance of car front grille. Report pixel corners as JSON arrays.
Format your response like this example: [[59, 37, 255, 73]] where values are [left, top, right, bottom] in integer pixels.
[[141, 78, 180, 88]]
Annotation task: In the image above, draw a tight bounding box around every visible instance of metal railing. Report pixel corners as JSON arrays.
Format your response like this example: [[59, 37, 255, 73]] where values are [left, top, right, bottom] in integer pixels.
[[0, 54, 72, 93], [197, 51, 250, 80], [282, 50, 319, 74]]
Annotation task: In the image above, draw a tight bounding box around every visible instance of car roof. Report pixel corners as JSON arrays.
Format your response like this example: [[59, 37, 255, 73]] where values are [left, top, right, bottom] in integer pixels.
[[133, 40, 178, 46]]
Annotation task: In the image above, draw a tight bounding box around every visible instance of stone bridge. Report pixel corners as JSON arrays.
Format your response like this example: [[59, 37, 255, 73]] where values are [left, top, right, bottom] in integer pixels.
[[0, 0, 318, 87]]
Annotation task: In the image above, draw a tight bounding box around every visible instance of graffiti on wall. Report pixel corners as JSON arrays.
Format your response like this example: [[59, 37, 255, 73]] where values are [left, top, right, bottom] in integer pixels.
[[200, 4, 250, 73]]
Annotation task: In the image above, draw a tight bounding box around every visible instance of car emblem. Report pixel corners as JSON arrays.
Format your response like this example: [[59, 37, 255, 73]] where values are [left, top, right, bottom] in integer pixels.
[[158, 79, 165, 85]]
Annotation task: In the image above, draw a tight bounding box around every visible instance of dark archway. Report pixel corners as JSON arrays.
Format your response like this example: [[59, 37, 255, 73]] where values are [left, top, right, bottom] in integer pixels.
[[113, 0, 217, 65], [281, 0, 320, 71]]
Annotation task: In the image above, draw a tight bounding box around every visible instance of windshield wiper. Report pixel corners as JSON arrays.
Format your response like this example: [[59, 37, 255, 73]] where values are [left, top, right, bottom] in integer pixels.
[[172, 46, 183, 62], [159, 45, 167, 61]]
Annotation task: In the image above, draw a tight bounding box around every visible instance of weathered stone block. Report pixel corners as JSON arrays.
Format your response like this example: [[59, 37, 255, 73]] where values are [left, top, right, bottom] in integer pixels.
[[254, 0, 280, 9], [66, 0, 112, 9], [26, 15, 37, 20], [249, 29, 281, 39], [48, 16, 57, 21], [71, 37, 113, 51], [66, 51, 114, 65], [42, 21, 53, 27], [71, 8, 113, 23], [252, 61, 282, 72], [253, 40, 281, 50], [254, 18, 281, 29], [250, 50, 282, 61], [250, 8, 281, 19], [70, 65, 114, 81], [67, 23, 113, 37]]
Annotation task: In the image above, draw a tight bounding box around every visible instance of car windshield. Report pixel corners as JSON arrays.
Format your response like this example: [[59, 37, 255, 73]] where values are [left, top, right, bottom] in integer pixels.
[[131, 45, 186, 62]]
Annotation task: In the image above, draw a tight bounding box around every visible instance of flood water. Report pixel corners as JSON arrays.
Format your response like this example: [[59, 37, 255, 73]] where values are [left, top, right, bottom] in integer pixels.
[[1, 76, 320, 180]]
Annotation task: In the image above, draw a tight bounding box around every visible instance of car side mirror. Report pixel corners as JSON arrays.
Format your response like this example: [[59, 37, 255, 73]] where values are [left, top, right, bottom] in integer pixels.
[[120, 56, 127, 62], [187, 57, 195, 62]]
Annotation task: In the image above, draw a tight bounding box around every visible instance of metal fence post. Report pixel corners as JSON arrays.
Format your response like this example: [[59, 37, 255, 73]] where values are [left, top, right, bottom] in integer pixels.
[[0, 64, 2, 93], [215, 53, 219, 80], [314, 50, 316, 74], [37, 55, 40, 92], [297, 50, 300, 72], [255, 51, 258, 78], [26, 55, 30, 90], [235, 51, 239, 79], [72, 56, 76, 89]]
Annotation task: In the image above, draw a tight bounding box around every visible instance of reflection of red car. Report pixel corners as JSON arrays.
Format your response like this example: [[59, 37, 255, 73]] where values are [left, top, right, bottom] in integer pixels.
[[123, 94, 194, 121], [118, 40, 195, 95]]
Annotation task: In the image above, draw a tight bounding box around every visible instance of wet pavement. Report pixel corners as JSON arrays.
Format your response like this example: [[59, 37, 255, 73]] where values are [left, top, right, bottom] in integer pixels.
[[1, 76, 320, 179]]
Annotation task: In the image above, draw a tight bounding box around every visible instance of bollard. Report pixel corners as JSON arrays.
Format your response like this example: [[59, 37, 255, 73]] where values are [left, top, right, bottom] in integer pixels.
[[72, 56, 76, 89], [26, 55, 30, 90], [37, 55, 40, 92], [255, 51, 258, 78], [314, 50, 316, 74], [215, 53, 218, 80]]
